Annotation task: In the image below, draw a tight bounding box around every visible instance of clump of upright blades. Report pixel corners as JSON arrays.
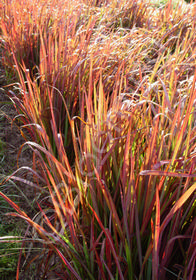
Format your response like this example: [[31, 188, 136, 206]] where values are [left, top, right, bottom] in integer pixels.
[[0, 0, 195, 279]]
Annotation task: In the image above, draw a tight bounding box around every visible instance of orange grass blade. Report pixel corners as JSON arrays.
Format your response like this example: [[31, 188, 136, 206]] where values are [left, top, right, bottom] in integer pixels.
[[159, 182, 196, 245], [140, 170, 196, 178], [89, 205, 125, 280], [153, 187, 160, 280]]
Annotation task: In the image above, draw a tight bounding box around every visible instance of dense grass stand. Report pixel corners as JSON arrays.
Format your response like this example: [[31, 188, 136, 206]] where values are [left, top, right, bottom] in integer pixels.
[[0, 0, 195, 279]]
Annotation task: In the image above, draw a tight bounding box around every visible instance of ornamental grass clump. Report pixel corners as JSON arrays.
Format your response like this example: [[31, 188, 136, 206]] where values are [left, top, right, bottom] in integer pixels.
[[0, 0, 195, 279]]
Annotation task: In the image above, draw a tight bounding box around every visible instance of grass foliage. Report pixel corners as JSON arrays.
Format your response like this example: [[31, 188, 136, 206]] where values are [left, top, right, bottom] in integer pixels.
[[0, 0, 196, 279]]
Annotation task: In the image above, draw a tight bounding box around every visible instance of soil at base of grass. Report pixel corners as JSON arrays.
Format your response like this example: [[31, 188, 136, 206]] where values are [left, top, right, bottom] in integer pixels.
[[0, 52, 41, 279]]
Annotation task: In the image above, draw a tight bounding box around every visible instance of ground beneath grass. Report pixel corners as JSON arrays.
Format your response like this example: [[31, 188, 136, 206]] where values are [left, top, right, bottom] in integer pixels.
[[0, 52, 40, 280]]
